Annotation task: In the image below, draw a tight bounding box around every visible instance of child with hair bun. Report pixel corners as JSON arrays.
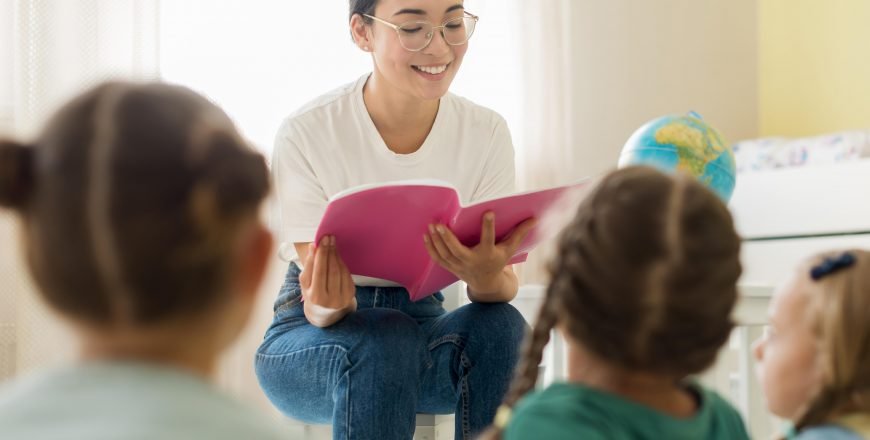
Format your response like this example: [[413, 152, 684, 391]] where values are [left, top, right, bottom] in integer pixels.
[[754, 250, 870, 439], [0, 82, 289, 439]]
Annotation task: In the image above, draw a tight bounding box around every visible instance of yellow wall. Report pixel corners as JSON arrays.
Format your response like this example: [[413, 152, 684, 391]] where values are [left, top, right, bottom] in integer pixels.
[[760, 0, 870, 136]]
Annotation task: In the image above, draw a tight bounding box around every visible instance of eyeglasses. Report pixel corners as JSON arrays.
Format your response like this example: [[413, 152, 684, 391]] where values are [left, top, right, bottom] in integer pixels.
[[363, 11, 479, 52]]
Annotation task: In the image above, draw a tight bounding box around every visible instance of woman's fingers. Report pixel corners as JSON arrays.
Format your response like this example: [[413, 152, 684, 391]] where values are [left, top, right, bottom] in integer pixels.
[[429, 224, 463, 266], [436, 224, 473, 260], [336, 249, 355, 302], [424, 233, 457, 272], [326, 236, 340, 297], [479, 212, 496, 249], [310, 235, 330, 301], [299, 242, 315, 291], [502, 218, 538, 254]]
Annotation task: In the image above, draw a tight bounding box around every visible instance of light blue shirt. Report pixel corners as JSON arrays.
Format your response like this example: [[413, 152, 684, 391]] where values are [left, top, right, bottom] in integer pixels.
[[0, 362, 292, 440], [791, 425, 864, 440]]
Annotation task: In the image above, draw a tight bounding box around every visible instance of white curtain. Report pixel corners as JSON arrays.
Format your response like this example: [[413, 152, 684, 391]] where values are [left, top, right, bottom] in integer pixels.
[[514, 0, 577, 191], [0, 0, 160, 378]]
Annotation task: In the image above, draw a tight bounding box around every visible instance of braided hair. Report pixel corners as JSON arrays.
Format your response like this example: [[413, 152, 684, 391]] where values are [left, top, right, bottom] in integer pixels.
[[483, 166, 742, 439]]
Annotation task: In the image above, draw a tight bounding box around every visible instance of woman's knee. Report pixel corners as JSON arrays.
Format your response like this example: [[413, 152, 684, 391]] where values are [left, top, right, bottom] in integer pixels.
[[341, 308, 429, 372], [458, 302, 528, 344]]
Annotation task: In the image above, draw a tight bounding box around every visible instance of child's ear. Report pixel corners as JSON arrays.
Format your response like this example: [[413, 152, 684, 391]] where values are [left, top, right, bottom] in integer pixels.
[[349, 14, 373, 52], [240, 223, 274, 300]]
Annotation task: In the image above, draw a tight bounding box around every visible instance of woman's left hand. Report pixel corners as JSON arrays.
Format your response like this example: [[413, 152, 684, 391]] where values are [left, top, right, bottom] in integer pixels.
[[423, 212, 537, 295]]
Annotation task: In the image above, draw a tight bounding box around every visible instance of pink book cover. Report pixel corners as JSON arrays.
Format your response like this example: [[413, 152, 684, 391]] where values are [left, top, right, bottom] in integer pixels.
[[314, 179, 588, 301]]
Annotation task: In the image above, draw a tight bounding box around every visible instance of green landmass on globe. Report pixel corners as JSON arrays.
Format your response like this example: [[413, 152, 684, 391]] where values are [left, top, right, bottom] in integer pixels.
[[618, 112, 737, 202]]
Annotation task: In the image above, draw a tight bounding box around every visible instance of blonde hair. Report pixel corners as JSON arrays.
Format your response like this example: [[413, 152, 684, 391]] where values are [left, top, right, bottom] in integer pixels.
[[795, 250, 870, 430], [482, 166, 742, 439]]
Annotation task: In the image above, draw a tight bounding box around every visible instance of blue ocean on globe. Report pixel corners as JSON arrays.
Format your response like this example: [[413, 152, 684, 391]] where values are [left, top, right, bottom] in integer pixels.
[[618, 112, 737, 202]]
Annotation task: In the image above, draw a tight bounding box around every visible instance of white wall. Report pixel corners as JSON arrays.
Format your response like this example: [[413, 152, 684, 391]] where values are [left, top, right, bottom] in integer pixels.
[[0, 0, 13, 132], [558, 0, 758, 180]]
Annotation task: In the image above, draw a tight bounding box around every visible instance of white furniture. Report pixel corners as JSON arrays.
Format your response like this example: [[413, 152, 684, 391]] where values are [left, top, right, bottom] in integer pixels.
[[722, 158, 870, 439]]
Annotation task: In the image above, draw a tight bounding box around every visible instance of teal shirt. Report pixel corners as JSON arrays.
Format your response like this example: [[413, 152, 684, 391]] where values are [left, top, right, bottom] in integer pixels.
[[0, 362, 291, 440], [505, 382, 750, 440]]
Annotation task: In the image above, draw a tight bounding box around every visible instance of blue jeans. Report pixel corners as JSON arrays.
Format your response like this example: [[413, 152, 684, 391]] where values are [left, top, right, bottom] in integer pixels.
[[255, 263, 528, 440]]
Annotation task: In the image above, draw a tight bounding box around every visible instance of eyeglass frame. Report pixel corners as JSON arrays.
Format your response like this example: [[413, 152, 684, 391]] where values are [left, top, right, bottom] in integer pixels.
[[362, 11, 480, 52]]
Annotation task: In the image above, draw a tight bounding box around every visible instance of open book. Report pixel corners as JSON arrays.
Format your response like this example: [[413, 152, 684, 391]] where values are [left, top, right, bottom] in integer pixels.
[[314, 179, 588, 301]]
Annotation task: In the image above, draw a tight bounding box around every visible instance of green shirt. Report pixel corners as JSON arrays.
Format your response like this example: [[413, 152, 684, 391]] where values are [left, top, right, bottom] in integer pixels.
[[505, 382, 750, 440]]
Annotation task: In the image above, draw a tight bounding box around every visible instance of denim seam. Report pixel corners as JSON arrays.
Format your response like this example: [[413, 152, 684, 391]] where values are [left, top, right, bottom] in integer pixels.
[[343, 365, 352, 440], [426, 334, 462, 371], [254, 343, 347, 359], [274, 296, 302, 314], [459, 349, 472, 439], [426, 334, 472, 438], [427, 334, 463, 350]]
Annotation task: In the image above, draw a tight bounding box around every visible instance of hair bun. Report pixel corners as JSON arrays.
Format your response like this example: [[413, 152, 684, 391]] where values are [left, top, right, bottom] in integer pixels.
[[0, 140, 35, 209]]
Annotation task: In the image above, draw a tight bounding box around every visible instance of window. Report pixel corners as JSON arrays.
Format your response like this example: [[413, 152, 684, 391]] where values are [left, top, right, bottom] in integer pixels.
[[159, 0, 522, 156]]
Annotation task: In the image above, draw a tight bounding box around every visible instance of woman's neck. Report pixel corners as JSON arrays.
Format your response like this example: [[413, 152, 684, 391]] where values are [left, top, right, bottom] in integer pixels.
[[363, 70, 440, 154], [567, 342, 698, 418]]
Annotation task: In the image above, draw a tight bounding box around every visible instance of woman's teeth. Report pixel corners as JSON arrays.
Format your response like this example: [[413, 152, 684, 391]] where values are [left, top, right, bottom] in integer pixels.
[[414, 64, 448, 74]]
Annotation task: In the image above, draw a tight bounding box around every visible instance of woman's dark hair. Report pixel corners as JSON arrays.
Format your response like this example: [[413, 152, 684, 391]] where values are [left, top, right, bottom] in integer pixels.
[[349, 0, 378, 23], [484, 166, 742, 439], [0, 82, 269, 327]]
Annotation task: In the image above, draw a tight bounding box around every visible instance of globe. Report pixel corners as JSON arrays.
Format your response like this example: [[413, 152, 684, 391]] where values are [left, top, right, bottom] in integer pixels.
[[618, 112, 736, 202]]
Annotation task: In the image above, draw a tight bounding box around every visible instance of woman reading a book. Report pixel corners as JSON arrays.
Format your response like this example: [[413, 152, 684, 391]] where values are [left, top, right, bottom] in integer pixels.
[[255, 1, 534, 438]]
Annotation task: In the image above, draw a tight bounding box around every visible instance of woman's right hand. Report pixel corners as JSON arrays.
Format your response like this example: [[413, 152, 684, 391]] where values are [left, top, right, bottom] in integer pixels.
[[298, 236, 357, 327]]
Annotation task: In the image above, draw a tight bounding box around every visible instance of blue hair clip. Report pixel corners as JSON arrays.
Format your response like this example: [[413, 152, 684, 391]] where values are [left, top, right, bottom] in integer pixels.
[[810, 252, 857, 281]]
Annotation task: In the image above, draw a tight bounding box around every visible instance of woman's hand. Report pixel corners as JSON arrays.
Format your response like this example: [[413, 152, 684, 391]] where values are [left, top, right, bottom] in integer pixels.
[[299, 236, 357, 327], [423, 212, 536, 301]]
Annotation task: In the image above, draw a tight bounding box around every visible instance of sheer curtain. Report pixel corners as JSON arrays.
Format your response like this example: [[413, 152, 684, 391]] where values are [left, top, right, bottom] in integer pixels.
[[0, 0, 160, 378]]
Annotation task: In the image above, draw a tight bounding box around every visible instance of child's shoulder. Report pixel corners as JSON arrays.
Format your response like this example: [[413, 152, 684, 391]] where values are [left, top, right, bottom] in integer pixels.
[[694, 384, 752, 437], [695, 384, 742, 417], [792, 425, 864, 440], [505, 383, 608, 440], [506, 382, 750, 440]]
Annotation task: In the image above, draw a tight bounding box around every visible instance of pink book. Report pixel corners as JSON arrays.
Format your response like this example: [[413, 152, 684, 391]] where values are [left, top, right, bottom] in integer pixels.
[[314, 179, 588, 301]]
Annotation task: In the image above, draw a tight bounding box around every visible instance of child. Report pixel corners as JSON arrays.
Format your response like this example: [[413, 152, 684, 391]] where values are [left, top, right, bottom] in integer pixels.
[[0, 82, 289, 439], [754, 250, 870, 439], [484, 166, 751, 439]]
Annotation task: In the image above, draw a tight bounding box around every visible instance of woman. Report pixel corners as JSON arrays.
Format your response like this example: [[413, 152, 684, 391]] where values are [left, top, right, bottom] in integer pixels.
[[255, 1, 531, 438]]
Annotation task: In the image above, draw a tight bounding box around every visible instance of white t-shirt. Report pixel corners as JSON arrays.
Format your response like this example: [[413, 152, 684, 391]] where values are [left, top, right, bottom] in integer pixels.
[[272, 74, 516, 286], [0, 362, 290, 440]]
